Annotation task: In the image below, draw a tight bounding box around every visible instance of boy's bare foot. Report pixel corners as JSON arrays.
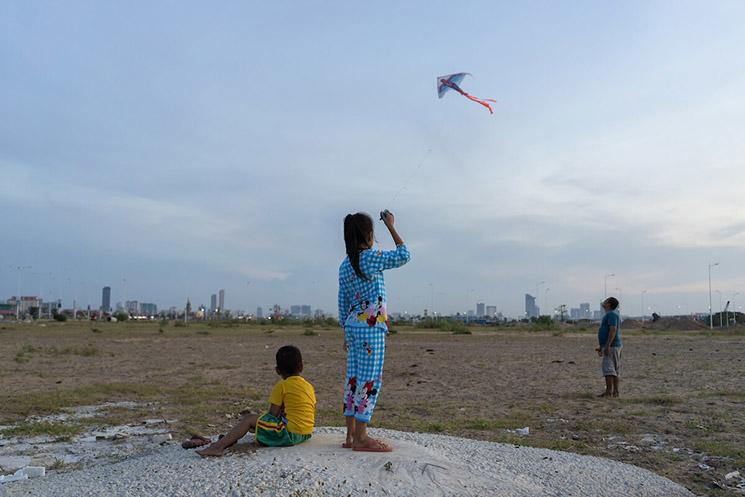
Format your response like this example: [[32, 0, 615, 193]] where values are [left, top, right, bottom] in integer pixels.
[[342, 437, 354, 448], [352, 437, 392, 452], [196, 445, 225, 457], [612, 391, 619, 398]]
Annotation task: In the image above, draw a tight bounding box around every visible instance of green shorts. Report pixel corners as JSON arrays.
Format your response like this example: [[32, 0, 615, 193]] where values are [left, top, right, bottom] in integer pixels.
[[254, 412, 312, 447]]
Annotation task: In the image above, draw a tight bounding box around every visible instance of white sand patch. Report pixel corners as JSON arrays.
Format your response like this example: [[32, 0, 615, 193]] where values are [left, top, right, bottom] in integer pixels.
[[0, 428, 694, 497]]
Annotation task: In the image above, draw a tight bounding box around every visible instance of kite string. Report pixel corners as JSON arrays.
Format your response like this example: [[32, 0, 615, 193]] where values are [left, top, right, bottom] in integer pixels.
[[387, 148, 432, 206]]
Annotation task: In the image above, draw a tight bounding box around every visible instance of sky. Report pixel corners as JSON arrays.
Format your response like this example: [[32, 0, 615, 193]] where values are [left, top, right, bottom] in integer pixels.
[[2, 1, 745, 318]]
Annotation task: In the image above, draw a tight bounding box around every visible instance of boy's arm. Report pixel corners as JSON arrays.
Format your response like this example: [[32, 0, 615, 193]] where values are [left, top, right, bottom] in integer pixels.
[[603, 326, 617, 354], [269, 403, 283, 417]]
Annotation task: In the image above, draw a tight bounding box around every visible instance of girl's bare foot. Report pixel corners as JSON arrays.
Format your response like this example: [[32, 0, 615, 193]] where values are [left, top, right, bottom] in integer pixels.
[[352, 437, 392, 452], [342, 436, 354, 448], [196, 445, 225, 457]]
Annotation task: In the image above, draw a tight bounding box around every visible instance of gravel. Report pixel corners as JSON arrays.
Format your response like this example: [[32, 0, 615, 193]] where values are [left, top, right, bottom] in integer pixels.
[[1, 427, 694, 497]]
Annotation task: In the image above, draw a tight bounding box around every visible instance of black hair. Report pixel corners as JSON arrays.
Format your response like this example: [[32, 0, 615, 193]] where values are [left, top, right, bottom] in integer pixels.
[[605, 297, 619, 310], [276, 345, 303, 376], [344, 213, 373, 280]]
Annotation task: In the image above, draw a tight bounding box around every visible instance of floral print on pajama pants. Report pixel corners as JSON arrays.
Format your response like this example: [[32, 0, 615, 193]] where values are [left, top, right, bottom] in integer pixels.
[[343, 325, 386, 423]]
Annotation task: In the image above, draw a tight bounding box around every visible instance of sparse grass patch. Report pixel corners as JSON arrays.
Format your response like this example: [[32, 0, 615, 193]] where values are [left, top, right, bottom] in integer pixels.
[[0, 382, 165, 421], [302, 329, 318, 336], [0, 421, 84, 440], [14, 344, 98, 362], [414, 421, 451, 432], [695, 441, 745, 466], [628, 409, 653, 417], [510, 437, 582, 452], [463, 418, 527, 431], [623, 394, 683, 406], [196, 330, 210, 335]]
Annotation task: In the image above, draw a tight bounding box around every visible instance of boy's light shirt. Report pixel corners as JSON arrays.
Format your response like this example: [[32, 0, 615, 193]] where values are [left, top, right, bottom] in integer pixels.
[[268, 376, 316, 435]]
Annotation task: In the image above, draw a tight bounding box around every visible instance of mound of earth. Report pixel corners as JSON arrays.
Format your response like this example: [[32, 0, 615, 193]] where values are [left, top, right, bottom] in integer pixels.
[[642, 317, 708, 331], [1, 428, 693, 497]]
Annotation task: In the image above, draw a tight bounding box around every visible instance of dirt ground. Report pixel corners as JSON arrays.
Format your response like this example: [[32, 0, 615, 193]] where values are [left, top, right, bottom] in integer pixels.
[[1, 320, 744, 496]]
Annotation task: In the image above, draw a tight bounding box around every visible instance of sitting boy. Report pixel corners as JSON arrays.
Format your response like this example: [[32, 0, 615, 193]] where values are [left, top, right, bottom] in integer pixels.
[[197, 345, 316, 457]]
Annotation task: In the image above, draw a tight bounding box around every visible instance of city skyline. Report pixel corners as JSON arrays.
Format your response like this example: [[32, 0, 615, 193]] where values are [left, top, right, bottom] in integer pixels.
[[3, 275, 738, 320], [2, 3, 744, 317]]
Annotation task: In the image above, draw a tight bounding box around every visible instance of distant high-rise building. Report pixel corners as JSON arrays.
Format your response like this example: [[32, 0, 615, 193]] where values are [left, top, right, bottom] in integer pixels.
[[101, 287, 111, 313], [579, 302, 591, 319], [525, 294, 540, 318], [476, 303, 485, 317], [570, 308, 581, 319], [290, 305, 301, 316], [218, 289, 225, 312], [486, 305, 497, 317], [140, 303, 157, 316], [210, 294, 217, 314], [301, 305, 311, 317], [125, 300, 139, 315], [593, 310, 603, 320], [256, 306, 263, 319]]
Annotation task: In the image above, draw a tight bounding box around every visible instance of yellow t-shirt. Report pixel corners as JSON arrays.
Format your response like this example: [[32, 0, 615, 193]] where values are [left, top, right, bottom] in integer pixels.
[[268, 375, 316, 435]]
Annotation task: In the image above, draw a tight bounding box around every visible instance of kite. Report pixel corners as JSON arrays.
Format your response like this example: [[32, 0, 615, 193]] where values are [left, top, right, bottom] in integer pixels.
[[437, 73, 496, 114]]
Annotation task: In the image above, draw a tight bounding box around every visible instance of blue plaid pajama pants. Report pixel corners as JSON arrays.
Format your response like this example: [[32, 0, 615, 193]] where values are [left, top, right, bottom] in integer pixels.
[[343, 325, 386, 423]]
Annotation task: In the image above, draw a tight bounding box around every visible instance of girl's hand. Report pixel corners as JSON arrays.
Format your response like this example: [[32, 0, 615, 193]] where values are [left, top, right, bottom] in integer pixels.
[[382, 211, 395, 228]]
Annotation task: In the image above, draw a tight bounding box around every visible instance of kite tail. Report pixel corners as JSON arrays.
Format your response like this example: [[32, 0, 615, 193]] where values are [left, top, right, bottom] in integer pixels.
[[462, 93, 496, 114], [450, 84, 496, 114]]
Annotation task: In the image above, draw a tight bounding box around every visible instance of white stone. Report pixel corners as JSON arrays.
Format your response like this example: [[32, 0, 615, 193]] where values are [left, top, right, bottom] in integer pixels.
[[152, 434, 172, 445], [0, 456, 32, 473], [20, 466, 46, 478]]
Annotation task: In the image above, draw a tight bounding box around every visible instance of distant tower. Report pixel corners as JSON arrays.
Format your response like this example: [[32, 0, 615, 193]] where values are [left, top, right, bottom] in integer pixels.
[[256, 306, 263, 319], [101, 287, 111, 313], [210, 294, 217, 314], [218, 289, 225, 313]]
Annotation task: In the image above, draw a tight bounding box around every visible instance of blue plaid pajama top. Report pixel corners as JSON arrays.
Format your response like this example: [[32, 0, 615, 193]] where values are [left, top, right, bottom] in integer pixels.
[[338, 244, 410, 330]]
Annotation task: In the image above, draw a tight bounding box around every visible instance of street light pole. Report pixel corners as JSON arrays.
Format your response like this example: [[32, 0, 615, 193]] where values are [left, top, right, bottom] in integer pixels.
[[715, 290, 723, 328], [733, 292, 741, 326], [708, 263, 719, 329], [604, 273, 615, 300], [544, 287, 550, 317], [14, 265, 32, 320], [465, 288, 474, 324], [536, 281, 546, 316], [428, 283, 435, 322], [641, 290, 647, 323]]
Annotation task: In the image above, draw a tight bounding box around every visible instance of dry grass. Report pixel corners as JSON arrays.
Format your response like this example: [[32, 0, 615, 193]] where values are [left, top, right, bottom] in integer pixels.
[[0, 320, 743, 495]]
